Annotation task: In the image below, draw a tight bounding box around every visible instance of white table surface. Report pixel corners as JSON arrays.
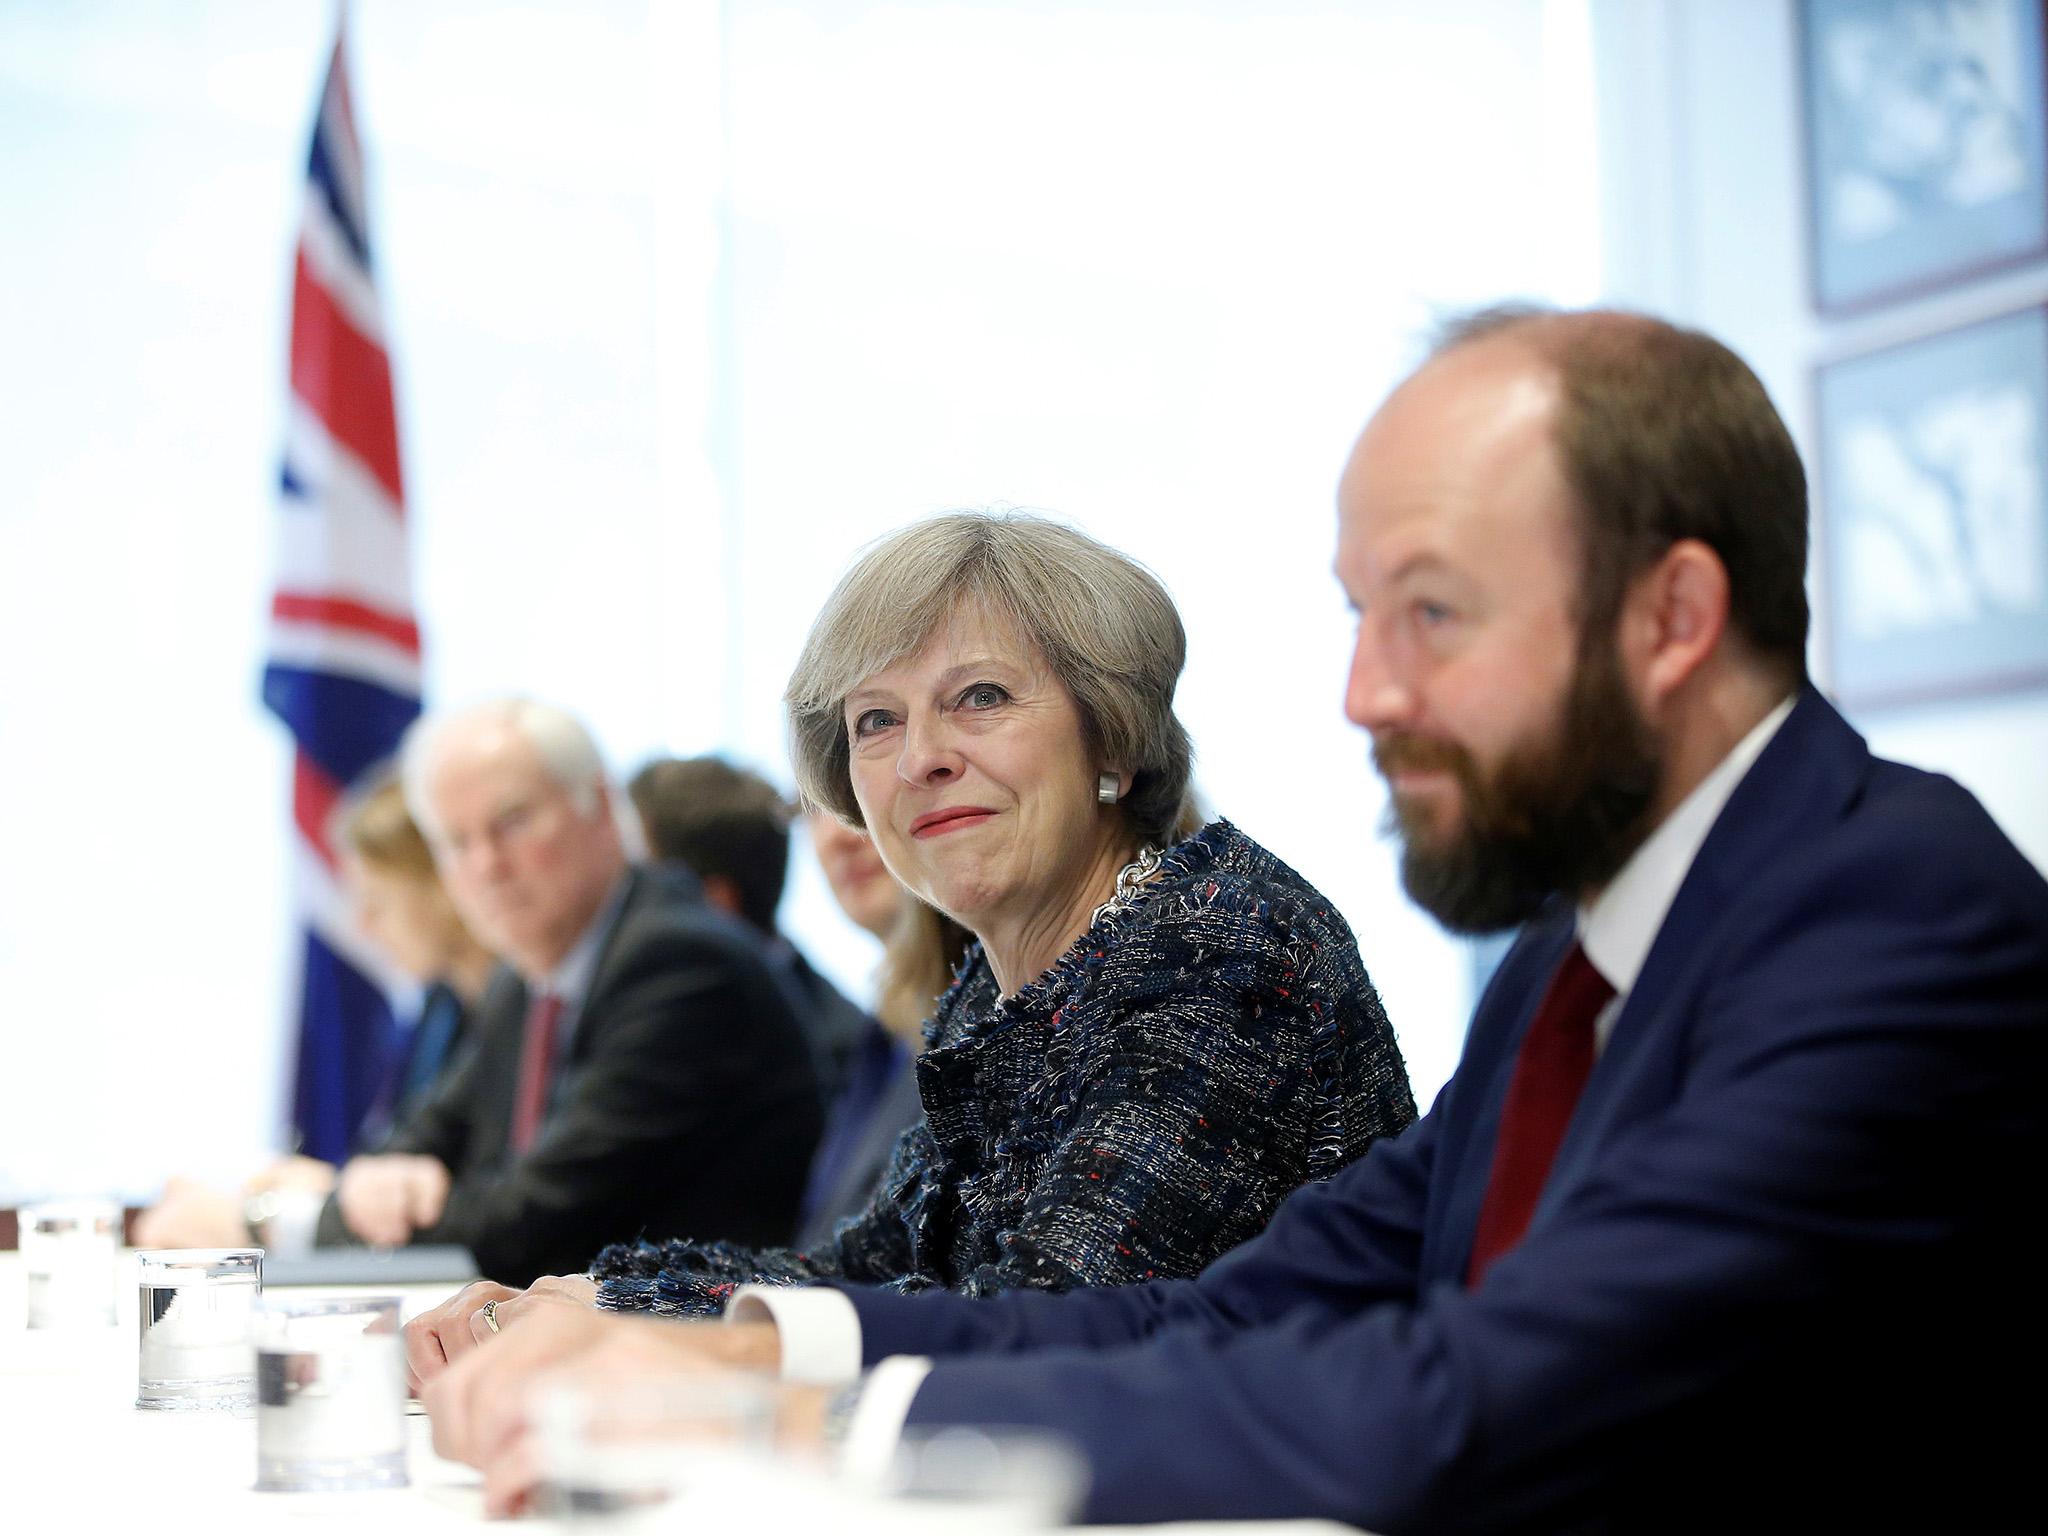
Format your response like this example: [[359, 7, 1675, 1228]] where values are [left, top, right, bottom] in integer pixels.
[[0, 1252, 1363, 1534]]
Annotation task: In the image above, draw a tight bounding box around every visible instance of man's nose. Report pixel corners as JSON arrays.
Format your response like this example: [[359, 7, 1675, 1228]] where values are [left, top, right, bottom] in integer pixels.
[[464, 836, 512, 884], [1343, 621, 1414, 733]]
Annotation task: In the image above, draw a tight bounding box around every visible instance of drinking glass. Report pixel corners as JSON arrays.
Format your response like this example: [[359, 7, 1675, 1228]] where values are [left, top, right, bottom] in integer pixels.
[[530, 1373, 779, 1526], [877, 1427, 1090, 1531], [20, 1199, 120, 1330], [253, 1292, 408, 1491], [134, 1247, 262, 1410]]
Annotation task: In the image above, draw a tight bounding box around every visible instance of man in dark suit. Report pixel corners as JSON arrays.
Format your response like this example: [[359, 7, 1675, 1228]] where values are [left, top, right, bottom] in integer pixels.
[[317, 699, 823, 1285], [419, 312, 2048, 1529]]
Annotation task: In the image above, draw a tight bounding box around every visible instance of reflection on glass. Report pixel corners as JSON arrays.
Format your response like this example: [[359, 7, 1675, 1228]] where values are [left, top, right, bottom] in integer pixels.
[[134, 1247, 262, 1411]]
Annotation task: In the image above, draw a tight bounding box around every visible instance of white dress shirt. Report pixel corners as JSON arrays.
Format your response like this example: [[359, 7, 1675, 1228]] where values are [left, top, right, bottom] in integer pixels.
[[1580, 695, 1794, 1047]]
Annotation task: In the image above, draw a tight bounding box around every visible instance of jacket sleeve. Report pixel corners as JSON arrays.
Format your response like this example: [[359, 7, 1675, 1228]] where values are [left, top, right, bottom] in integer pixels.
[[598, 879, 1418, 1314], [589, 1125, 928, 1316], [893, 819, 2048, 1531], [838, 1092, 1442, 1360]]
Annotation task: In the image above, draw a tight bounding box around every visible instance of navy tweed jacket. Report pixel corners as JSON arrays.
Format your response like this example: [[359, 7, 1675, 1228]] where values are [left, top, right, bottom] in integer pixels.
[[589, 821, 1416, 1314]]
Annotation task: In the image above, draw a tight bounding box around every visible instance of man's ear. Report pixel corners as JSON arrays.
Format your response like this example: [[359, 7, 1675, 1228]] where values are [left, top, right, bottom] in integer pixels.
[[1623, 538, 1729, 711]]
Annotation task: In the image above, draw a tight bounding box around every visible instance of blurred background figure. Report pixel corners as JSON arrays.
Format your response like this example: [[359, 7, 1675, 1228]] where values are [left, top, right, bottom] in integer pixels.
[[316, 700, 822, 1283], [134, 773, 494, 1251], [628, 756, 867, 1105], [337, 772, 498, 1144], [797, 812, 971, 1244]]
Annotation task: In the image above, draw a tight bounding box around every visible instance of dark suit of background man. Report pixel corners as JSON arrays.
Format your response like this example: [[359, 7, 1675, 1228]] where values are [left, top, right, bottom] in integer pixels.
[[316, 699, 822, 1285], [628, 754, 869, 1108], [436, 309, 2048, 1530]]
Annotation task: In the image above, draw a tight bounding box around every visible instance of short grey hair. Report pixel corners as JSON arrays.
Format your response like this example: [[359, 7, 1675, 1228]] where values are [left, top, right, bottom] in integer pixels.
[[400, 698, 628, 848], [786, 511, 1198, 847]]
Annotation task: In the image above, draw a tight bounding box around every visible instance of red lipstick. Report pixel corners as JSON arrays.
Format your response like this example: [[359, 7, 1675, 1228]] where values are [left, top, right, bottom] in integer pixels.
[[910, 806, 997, 838]]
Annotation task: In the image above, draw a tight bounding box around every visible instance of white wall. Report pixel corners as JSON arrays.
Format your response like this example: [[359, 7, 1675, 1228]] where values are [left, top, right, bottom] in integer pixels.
[[0, 0, 1600, 1202], [0, 1, 724, 1197], [1590, 0, 2048, 871], [716, 0, 1606, 1109]]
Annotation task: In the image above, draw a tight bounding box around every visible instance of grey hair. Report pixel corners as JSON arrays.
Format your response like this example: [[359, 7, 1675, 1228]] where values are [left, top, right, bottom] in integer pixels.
[[785, 510, 1199, 847], [400, 698, 639, 853]]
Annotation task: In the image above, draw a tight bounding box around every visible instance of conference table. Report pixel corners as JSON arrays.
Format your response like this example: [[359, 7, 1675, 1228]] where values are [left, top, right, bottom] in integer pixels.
[[0, 1254, 1362, 1534]]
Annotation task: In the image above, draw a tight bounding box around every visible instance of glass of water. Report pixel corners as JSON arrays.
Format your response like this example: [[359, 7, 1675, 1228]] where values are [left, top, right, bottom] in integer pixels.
[[20, 1199, 120, 1330], [531, 1373, 779, 1525], [253, 1292, 408, 1491], [876, 1427, 1090, 1531], [134, 1247, 263, 1410]]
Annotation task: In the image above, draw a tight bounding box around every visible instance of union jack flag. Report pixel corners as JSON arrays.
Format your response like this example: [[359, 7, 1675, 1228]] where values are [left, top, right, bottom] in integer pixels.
[[262, 24, 422, 1165]]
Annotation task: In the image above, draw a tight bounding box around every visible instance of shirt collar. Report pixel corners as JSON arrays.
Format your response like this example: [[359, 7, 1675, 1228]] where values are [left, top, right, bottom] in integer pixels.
[[1579, 695, 1795, 997], [537, 869, 632, 1006]]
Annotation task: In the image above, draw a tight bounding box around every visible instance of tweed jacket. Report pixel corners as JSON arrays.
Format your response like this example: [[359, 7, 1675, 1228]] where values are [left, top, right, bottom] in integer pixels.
[[590, 821, 1416, 1315]]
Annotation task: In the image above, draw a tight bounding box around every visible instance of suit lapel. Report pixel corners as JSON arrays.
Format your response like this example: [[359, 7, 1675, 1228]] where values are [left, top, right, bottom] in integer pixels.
[[564, 865, 656, 1065], [473, 968, 529, 1163]]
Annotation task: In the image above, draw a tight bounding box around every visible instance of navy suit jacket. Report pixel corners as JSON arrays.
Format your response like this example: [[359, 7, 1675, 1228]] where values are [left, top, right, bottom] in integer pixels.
[[836, 691, 2048, 1532]]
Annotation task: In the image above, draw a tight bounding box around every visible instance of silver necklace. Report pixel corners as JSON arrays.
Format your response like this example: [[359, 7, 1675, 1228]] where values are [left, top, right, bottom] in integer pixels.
[[1092, 845, 1164, 926]]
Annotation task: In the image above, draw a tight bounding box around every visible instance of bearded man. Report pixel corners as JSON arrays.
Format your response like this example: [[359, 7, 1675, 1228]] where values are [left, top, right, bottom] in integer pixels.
[[417, 310, 2048, 1533]]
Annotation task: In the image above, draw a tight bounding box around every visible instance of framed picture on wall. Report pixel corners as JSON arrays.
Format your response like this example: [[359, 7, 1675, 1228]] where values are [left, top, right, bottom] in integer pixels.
[[1815, 303, 2048, 707], [1799, 0, 2048, 313]]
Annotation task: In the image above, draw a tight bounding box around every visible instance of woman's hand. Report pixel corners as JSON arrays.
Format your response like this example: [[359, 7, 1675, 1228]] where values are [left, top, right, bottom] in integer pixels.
[[403, 1279, 523, 1390], [402, 1273, 603, 1391]]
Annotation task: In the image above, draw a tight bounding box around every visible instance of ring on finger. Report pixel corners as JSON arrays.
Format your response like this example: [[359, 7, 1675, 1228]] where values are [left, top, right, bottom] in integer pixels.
[[481, 1298, 501, 1335]]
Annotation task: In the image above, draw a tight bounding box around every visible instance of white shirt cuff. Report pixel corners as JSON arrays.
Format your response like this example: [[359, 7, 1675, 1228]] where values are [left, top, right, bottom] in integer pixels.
[[840, 1356, 937, 1484], [727, 1284, 864, 1385]]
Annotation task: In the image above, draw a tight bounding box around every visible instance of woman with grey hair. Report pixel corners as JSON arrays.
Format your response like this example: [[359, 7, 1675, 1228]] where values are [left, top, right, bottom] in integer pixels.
[[406, 512, 1413, 1362]]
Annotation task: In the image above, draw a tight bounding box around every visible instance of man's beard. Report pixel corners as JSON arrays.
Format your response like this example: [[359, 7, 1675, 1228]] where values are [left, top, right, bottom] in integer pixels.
[[1374, 641, 1662, 935]]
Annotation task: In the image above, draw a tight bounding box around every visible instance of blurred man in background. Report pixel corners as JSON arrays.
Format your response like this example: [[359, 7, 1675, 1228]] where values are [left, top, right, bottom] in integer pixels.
[[316, 700, 823, 1283]]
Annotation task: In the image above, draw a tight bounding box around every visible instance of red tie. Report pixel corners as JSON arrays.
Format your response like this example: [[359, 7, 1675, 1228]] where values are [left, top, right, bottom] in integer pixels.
[[1466, 941, 1615, 1286], [509, 991, 564, 1155]]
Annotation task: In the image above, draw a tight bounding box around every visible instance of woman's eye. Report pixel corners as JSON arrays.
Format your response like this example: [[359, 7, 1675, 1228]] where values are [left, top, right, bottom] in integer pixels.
[[851, 709, 897, 738], [961, 683, 1007, 709], [1415, 600, 1453, 628]]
